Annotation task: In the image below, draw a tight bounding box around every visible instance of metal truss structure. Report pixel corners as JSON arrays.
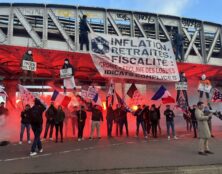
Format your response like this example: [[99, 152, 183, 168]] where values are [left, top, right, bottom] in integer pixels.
[[0, 3, 221, 66]]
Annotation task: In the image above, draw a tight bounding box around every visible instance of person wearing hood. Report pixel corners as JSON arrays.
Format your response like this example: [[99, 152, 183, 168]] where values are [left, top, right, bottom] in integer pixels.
[[30, 98, 46, 156], [61, 58, 76, 94], [21, 50, 34, 85]]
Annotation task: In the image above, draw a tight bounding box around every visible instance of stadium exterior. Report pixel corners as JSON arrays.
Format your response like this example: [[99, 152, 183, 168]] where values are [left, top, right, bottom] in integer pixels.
[[0, 3, 222, 107]]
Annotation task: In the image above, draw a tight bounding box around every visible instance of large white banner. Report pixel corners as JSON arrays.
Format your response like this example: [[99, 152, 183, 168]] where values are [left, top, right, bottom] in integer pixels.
[[90, 33, 179, 82]]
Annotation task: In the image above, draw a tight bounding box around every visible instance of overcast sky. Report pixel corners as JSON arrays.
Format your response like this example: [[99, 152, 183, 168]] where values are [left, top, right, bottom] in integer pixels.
[[1, 0, 221, 24]]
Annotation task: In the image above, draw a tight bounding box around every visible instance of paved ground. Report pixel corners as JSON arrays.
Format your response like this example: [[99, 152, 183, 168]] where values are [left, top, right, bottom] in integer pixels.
[[1, 132, 222, 174]]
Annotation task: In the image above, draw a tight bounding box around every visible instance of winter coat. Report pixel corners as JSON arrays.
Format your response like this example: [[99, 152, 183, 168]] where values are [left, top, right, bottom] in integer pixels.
[[76, 110, 87, 123], [55, 110, 65, 124], [106, 106, 114, 122], [134, 108, 144, 122], [21, 109, 32, 124], [164, 109, 175, 122], [150, 110, 159, 123], [195, 108, 211, 139], [30, 103, 46, 127], [91, 108, 103, 121], [45, 105, 57, 121], [80, 18, 90, 34]]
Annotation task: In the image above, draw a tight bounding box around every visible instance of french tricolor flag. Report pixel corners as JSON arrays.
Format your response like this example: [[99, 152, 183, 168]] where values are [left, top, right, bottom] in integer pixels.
[[51, 90, 71, 107], [151, 85, 175, 104]]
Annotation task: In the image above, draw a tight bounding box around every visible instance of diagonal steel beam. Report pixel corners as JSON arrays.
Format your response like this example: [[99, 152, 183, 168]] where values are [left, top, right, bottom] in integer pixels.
[[132, 14, 146, 38], [183, 28, 202, 61], [48, 9, 75, 50], [0, 28, 6, 43], [207, 28, 220, 62], [107, 12, 122, 36], [157, 17, 171, 41], [14, 8, 42, 47]]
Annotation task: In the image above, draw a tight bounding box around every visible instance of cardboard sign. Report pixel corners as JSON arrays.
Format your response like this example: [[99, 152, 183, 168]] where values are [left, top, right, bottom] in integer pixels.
[[198, 83, 212, 93], [175, 82, 188, 90], [22, 60, 37, 71], [60, 68, 72, 79]]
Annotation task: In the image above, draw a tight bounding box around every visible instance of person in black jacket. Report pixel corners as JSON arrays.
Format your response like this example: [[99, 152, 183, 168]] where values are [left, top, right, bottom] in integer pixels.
[[106, 102, 114, 138], [43, 102, 57, 141], [76, 105, 87, 141], [134, 105, 147, 139], [30, 98, 46, 156], [176, 72, 188, 106], [62, 58, 76, 94], [150, 105, 159, 138], [19, 104, 32, 144], [79, 15, 90, 51], [164, 105, 177, 140], [114, 104, 121, 136], [189, 105, 197, 138], [143, 105, 151, 135], [119, 105, 129, 137], [21, 50, 34, 85], [55, 105, 65, 143], [89, 104, 103, 139]]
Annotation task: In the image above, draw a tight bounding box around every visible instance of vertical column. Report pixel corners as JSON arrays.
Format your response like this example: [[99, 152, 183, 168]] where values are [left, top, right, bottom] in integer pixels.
[[4, 80, 18, 109], [200, 22, 207, 64], [155, 15, 159, 39]]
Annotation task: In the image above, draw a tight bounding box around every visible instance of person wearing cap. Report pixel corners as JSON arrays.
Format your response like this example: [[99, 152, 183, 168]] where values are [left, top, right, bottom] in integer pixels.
[[134, 104, 147, 139], [21, 50, 34, 85], [195, 101, 213, 155], [79, 14, 90, 51], [164, 105, 177, 140], [30, 98, 46, 156], [76, 105, 87, 141], [89, 104, 103, 139], [62, 58, 76, 94], [19, 104, 32, 145]]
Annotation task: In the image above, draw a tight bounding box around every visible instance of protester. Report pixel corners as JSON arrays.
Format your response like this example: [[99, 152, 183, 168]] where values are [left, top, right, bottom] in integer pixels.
[[55, 105, 65, 143], [19, 104, 32, 144], [43, 102, 57, 141], [153, 104, 162, 135], [114, 104, 121, 136], [189, 105, 198, 138], [195, 101, 213, 155], [76, 105, 87, 141], [134, 105, 147, 139], [143, 105, 151, 136], [106, 103, 115, 138], [173, 30, 184, 62], [79, 14, 90, 51], [21, 50, 34, 85], [119, 105, 129, 137], [176, 72, 188, 106], [30, 98, 46, 156], [62, 58, 76, 94], [150, 105, 159, 138], [89, 104, 103, 139], [164, 105, 177, 140], [70, 106, 78, 137]]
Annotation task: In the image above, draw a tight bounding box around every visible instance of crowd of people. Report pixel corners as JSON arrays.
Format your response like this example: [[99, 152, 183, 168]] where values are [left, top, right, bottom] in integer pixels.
[[15, 96, 218, 156]]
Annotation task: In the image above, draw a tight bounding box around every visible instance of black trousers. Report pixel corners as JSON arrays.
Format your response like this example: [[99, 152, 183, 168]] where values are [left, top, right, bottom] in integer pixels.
[[107, 121, 113, 137], [192, 121, 198, 138], [80, 33, 89, 51], [55, 122, 63, 142], [78, 121, 85, 139], [120, 120, 129, 136], [151, 121, 158, 138], [144, 120, 151, 134], [43, 120, 54, 139]]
